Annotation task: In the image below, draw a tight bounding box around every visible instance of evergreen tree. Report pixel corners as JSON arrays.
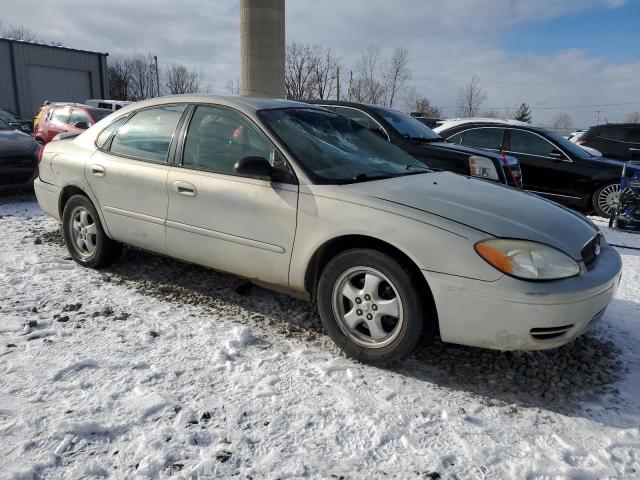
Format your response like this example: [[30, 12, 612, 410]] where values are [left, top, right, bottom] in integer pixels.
[[514, 103, 532, 123]]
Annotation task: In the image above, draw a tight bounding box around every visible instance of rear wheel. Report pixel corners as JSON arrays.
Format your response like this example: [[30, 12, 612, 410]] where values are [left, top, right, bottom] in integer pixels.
[[317, 249, 425, 366], [62, 195, 122, 268], [592, 183, 620, 218]]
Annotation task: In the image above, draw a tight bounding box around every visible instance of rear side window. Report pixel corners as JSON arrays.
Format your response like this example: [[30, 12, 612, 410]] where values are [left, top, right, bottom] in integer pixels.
[[109, 105, 186, 163], [96, 116, 129, 149], [331, 106, 382, 131], [70, 109, 90, 125], [182, 105, 275, 175], [508, 129, 556, 157], [51, 107, 71, 125], [461, 128, 504, 150]]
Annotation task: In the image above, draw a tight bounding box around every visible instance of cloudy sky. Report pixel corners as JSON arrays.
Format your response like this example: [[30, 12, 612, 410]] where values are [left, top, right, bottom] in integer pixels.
[[1, 0, 639, 128]]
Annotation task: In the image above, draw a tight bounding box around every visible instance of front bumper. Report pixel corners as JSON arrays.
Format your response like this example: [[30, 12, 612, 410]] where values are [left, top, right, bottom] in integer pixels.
[[423, 245, 622, 350]]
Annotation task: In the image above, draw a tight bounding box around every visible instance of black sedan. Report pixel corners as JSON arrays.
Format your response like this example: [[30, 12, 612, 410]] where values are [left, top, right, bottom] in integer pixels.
[[0, 108, 33, 134], [579, 123, 640, 162], [306, 101, 522, 188], [0, 118, 40, 191], [434, 119, 639, 217]]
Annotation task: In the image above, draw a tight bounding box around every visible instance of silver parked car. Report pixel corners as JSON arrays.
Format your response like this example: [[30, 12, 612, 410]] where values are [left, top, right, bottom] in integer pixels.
[[34, 95, 622, 365]]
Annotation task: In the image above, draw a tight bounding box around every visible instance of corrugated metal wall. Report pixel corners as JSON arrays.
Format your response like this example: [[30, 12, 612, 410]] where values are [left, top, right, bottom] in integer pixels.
[[0, 39, 108, 119]]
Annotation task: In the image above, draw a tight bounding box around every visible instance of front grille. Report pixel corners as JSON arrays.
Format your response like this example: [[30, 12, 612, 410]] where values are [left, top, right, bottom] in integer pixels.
[[581, 234, 602, 271], [530, 324, 574, 341]]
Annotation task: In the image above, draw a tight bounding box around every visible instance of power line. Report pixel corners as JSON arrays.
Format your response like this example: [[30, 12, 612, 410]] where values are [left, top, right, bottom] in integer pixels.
[[435, 100, 640, 111]]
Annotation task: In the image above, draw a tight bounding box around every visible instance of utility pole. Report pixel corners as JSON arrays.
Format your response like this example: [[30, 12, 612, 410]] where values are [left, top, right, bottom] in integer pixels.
[[596, 110, 602, 125], [154, 55, 160, 97], [348, 70, 353, 101], [336, 66, 340, 101]]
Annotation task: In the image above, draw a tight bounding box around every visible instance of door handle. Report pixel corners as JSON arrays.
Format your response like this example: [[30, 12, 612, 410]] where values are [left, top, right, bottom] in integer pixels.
[[90, 164, 106, 177], [173, 180, 197, 197]]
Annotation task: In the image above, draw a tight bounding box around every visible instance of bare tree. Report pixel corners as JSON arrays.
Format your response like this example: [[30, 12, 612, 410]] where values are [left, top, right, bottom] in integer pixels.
[[165, 64, 201, 94], [626, 111, 640, 123], [411, 96, 442, 118], [350, 46, 385, 105], [1, 22, 61, 45], [312, 47, 339, 100], [552, 112, 573, 135], [284, 43, 317, 100], [108, 56, 133, 101], [456, 76, 487, 117], [226, 78, 241, 95], [382, 47, 411, 108], [128, 53, 158, 100]]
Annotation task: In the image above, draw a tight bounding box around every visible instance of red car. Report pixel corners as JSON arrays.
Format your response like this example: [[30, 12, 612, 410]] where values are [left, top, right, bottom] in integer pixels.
[[34, 103, 111, 145]]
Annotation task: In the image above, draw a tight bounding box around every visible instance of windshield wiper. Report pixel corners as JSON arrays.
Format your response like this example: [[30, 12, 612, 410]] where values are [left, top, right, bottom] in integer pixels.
[[351, 170, 400, 183]]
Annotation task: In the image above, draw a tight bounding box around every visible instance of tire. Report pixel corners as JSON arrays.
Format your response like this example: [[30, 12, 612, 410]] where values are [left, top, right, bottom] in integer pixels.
[[592, 183, 620, 218], [62, 194, 122, 268], [317, 248, 425, 366]]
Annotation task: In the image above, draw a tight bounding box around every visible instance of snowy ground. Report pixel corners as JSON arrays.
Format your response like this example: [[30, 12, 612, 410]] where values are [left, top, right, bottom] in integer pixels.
[[1, 192, 639, 480]]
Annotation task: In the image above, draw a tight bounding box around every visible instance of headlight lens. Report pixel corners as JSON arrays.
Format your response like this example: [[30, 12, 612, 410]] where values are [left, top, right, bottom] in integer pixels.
[[468, 155, 499, 180], [475, 239, 580, 280]]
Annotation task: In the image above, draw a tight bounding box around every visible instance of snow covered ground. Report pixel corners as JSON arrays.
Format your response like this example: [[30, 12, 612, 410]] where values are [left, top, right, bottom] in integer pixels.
[[1, 192, 639, 479]]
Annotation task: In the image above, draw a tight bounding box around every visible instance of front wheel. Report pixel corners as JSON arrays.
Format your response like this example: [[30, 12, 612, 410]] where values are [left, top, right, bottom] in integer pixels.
[[62, 194, 122, 268], [592, 183, 620, 218], [317, 249, 425, 366]]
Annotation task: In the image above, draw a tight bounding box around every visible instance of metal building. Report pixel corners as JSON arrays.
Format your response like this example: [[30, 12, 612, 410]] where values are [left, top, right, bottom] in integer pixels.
[[0, 38, 108, 119]]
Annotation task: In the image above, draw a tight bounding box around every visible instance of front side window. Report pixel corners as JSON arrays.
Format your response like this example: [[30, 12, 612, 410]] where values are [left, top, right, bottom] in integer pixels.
[[109, 105, 186, 163], [51, 107, 71, 125], [371, 107, 441, 141], [508, 130, 558, 157], [182, 105, 276, 175], [331, 107, 382, 131], [259, 108, 429, 184], [461, 128, 505, 150]]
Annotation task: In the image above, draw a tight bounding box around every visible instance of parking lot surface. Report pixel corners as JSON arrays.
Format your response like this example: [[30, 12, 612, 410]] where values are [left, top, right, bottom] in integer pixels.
[[1, 193, 639, 479]]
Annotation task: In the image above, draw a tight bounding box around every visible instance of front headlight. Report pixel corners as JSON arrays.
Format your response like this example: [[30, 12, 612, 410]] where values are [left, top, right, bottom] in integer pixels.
[[475, 239, 580, 280], [468, 156, 499, 181]]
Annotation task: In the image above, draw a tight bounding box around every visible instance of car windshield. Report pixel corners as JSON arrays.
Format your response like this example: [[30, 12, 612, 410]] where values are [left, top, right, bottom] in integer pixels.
[[0, 118, 11, 131], [544, 129, 592, 159], [88, 108, 112, 123], [259, 108, 430, 184], [372, 107, 442, 141]]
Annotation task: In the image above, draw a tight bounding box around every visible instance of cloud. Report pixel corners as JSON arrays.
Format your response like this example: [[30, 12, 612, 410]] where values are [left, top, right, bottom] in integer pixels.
[[1, 0, 637, 126]]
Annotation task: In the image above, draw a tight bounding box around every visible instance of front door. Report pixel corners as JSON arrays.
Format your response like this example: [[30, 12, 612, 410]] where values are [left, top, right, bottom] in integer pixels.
[[505, 128, 578, 203], [85, 104, 187, 253], [166, 104, 298, 288]]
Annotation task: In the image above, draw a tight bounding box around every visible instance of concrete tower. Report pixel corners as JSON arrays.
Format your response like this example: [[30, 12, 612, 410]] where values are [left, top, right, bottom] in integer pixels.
[[240, 0, 285, 98]]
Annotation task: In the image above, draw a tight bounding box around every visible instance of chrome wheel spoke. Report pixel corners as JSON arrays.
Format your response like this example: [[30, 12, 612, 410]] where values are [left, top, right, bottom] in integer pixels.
[[367, 318, 388, 342], [85, 234, 97, 252], [85, 223, 97, 236], [343, 308, 362, 329], [376, 297, 400, 318], [341, 281, 361, 304], [75, 236, 86, 251], [79, 210, 90, 227], [363, 273, 382, 298]]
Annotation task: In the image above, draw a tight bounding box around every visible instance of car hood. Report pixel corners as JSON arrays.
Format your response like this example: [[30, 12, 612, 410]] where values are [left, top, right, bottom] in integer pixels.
[[0, 129, 38, 156], [342, 171, 597, 259]]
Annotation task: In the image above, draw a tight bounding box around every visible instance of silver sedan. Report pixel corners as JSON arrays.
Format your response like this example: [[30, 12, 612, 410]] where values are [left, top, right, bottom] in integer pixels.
[[34, 95, 622, 365]]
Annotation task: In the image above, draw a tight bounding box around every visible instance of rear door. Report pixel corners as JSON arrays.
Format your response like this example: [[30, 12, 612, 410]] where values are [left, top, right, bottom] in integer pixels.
[[504, 128, 577, 201], [165, 104, 298, 287], [86, 104, 187, 254]]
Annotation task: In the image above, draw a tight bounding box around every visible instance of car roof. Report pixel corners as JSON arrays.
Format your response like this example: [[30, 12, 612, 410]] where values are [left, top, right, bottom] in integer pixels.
[[121, 94, 316, 117], [592, 123, 640, 129], [304, 100, 387, 110], [433, 118, 531, 133]]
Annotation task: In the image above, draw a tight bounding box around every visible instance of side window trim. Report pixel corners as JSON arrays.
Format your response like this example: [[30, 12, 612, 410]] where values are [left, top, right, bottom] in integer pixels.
[[104, 104, 190, 164], [504, 128, 572, 162]]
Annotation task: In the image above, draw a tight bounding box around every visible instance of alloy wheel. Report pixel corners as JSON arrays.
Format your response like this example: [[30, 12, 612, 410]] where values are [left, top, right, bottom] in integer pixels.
[[331, 266, 404, 348], [597, 184, 620, 217], [69, 206, 98, 258]]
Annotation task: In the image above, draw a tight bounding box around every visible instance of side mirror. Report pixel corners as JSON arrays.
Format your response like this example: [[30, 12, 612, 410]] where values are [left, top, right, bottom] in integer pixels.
[[74, 121, 89, 129], [234, 156, 272, 180]]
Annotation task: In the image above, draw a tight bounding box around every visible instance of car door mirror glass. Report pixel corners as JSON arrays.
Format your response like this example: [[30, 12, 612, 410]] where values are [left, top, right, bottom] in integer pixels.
[[234, 156, 273, 180]]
